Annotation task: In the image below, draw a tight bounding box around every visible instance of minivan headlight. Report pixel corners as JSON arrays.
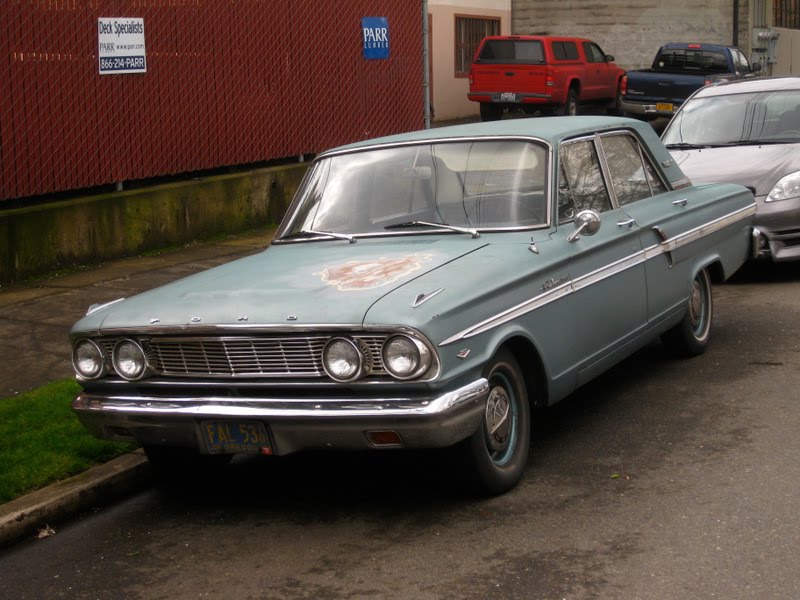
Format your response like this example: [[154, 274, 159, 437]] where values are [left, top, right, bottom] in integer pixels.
[[767, 171, 800, 202]]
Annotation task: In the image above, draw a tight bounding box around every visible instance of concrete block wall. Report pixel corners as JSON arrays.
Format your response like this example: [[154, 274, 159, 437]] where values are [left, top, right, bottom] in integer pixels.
[[0, 163, 309, 285], [512, 1, 746, 71]]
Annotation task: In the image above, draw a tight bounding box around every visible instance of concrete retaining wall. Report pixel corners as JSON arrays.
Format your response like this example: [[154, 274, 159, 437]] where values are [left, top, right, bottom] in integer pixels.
[[0, 163, 309, 285]]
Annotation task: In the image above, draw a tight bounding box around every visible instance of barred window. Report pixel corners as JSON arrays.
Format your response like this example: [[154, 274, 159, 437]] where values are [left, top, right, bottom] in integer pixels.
[[774, 0, 800, 29], [455, 16, 501, 76]]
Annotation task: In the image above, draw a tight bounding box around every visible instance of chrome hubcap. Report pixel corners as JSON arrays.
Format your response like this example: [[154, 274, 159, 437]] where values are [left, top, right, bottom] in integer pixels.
[[689, 280, 704, 329], [485, 385, 511, 452]]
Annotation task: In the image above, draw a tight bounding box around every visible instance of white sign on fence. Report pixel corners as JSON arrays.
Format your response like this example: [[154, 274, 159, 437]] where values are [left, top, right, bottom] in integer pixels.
[[98, 18, 147, 75]]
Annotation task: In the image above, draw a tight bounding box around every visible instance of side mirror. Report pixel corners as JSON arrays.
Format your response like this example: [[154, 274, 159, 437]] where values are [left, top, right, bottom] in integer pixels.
[[752, 62, 762, 72], [606, 55, 615, 62], [567, 209, 601, 242]]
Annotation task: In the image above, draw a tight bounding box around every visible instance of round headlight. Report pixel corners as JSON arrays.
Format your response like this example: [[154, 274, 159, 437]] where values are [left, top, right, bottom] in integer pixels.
[[112, 339, 150, 381], [382, 335, 431, 380], [72, 339, 106, 379], [323, 337, 368, 382]]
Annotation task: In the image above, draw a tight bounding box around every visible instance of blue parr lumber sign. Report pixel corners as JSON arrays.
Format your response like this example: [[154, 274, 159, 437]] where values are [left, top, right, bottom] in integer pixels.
[[362, 17, 389, 60]]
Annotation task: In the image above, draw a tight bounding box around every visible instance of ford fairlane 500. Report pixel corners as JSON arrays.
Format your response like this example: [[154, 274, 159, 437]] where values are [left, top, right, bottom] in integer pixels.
[[71, 117, 756, 495]]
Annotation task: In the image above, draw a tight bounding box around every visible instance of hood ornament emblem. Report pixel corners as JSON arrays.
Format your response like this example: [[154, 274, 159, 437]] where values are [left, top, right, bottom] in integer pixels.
[[191, 316, 202, 323], [149, 318, 160, 324], [412, 288, 444, 308], [238, 316, 249, 322], [286, 315, 298, 321]]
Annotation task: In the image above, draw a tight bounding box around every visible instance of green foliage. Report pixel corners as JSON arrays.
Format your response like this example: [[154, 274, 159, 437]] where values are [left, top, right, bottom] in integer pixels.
[[0, 379, 135, 504]]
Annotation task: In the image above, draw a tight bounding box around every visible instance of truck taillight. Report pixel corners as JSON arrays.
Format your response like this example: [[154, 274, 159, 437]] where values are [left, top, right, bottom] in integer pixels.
[[545, 67, 554, 87], [621, 75, 628, 95]]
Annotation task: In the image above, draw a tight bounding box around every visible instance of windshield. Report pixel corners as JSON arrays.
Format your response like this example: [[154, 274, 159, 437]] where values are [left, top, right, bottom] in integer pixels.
[[663, 90, 800, 146], [278, 140, 549, 239]]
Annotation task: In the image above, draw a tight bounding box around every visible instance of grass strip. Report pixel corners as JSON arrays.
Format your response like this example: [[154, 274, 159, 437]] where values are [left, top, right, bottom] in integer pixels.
[[0, 379, 135, 504]]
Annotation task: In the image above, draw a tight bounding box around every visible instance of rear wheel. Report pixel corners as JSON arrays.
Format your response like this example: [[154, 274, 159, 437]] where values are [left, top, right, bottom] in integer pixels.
[[661, 268, 713, 356], [455, 349, 530, 495], [479, 102, 503, 121], [556, 88, 579, 116]]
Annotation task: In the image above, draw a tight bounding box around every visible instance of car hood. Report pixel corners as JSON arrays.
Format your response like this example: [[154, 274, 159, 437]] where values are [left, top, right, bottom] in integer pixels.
[[73, 238, 491, 333], [669, 144, 800, 196]]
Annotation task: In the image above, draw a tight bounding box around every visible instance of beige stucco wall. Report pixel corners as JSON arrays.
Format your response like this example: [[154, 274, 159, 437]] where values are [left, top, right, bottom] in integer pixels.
[[772, 27, 800, 75], [429, 1, 511, 121], [512, 0, 747, 71]]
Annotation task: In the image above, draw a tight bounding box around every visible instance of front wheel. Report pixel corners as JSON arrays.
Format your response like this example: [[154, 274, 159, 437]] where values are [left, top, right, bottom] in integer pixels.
[[661, 268, 713, 357], [454, 349, 530, 495]]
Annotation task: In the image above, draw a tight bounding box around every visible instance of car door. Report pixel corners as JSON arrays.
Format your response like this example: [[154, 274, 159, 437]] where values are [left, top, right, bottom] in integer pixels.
[[581, 41, 615, 100], [557, 136, 648, 386], [593, 131, 704, 329]]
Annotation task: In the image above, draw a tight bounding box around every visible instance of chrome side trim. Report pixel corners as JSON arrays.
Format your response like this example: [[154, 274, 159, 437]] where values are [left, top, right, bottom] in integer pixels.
[[440, 202, 756, 346]]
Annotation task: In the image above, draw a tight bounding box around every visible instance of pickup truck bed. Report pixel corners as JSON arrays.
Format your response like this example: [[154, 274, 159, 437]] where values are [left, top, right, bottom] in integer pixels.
[[621, 43, 759, 120]]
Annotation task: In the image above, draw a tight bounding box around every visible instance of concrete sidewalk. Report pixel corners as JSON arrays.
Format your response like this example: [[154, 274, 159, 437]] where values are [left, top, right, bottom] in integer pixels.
[[0, 225, 277, 547]]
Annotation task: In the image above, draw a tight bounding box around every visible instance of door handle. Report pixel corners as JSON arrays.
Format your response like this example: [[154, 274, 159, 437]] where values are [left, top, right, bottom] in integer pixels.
[[616, 218, 635, 228], [672, 198, 688, 207]]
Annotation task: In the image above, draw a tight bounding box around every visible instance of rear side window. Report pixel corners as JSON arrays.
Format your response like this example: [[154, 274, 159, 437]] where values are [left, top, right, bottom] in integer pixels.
[[551, 41, 578, 60], [656, 49, 729, 73], [477, 40, 545, 64]]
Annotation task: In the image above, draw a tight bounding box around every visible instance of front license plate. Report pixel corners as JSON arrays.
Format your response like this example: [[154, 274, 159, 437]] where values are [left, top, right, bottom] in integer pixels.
[[201, 421, 271, 454], [500, 92, 517, 102], [656, 102, 674, 113]]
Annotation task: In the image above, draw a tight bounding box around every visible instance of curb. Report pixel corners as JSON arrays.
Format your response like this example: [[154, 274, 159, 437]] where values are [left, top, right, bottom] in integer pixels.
[[0, 450, 152, 549]]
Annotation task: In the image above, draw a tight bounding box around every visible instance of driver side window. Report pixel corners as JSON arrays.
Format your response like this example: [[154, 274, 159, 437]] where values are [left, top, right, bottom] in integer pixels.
[[558, 140, 612, 222]]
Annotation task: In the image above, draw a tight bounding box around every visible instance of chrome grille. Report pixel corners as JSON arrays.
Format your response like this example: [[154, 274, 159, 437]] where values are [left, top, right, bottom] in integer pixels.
[[100, 335, 388, 379]]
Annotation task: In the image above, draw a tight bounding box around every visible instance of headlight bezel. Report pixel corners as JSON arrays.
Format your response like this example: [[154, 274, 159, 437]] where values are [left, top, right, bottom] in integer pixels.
[[381, 334, 432, 380], [111, 338, 152, 381], [71, 339, 107, 380], [322, 337, 372, 382]]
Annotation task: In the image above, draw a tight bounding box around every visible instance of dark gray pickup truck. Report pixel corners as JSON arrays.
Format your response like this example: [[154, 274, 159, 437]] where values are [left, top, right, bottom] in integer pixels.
[[620, 42, 760, 120]]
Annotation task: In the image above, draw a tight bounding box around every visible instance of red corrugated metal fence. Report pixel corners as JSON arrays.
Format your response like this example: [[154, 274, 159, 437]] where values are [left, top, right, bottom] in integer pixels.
[[0, 1, 423, 201]]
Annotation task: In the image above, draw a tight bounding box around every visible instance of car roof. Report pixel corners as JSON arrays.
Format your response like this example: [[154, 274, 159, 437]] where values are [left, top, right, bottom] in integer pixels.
[[691, 76, 800, 98], [479, 35, 592, 43], [324, 117, 650, 155], [660, 42, 731, 52]]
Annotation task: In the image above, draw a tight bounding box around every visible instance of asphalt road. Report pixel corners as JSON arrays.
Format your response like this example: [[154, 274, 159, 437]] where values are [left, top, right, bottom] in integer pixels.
[[1, 261, 799, 600]]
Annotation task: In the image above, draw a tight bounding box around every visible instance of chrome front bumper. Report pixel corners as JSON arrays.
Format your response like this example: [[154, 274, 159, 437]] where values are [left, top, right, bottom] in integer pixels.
[[72, 379, 490, 455]]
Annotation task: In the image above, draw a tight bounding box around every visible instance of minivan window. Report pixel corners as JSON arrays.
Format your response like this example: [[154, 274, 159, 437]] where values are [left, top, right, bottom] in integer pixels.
[[477, 40, 545, 64]]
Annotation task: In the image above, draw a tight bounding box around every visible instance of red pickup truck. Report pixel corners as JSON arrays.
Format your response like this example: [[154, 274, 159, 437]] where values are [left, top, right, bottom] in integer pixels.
[[468, 35, 625, 121]]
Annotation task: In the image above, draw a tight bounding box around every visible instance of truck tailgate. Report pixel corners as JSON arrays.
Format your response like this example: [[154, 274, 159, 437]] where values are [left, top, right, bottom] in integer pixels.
[[625, 70, 707, 104], [470, 64, 548, 95]]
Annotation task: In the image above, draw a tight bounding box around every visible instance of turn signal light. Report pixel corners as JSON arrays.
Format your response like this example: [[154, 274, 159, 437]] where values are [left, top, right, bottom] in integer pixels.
[[366, 430, 403, 447]]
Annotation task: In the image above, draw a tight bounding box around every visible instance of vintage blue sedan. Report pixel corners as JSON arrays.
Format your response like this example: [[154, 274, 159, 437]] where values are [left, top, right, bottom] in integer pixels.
[[70, 117, 755, 495]]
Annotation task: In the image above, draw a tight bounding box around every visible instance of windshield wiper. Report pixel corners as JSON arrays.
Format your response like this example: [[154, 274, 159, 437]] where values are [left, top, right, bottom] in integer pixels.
[[384, 220, 480, 239], [282, 229, 357, 243], [664, 142, 714, 150], [726, 139, 795, 146]]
